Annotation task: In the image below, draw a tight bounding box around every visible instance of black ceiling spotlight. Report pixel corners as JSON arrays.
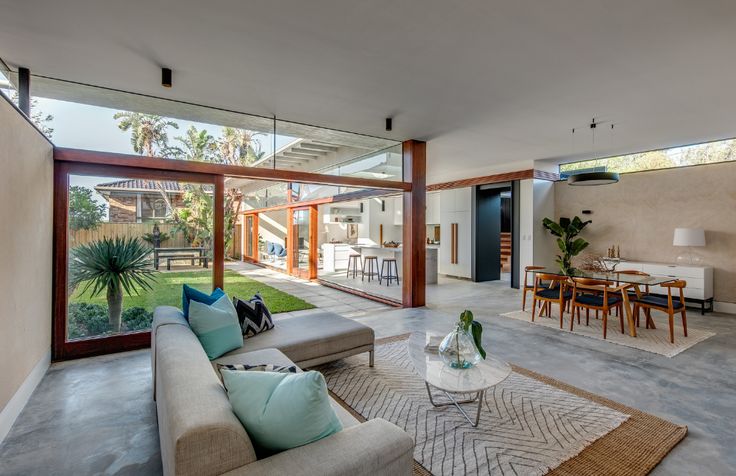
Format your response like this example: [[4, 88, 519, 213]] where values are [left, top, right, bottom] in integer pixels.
[[568, 171, 620, 186], [161, 68, 172, 88], [385, 117, 393, 132]]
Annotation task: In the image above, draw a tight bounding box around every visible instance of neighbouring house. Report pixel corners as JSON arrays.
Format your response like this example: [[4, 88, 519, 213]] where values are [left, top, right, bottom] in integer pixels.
[[95, 179, 212, 223]]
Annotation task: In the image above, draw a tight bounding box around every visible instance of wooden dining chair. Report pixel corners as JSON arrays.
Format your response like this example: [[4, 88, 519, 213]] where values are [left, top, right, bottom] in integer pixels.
[[522, 266, 546, 311], [632, 280, 688, 344], [531, 273, 572, 329], [614, 270, 650, 324], [569, 278, 624, 339]]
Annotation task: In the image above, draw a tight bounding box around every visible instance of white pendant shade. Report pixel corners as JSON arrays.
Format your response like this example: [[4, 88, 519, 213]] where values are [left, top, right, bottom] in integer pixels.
[[673, 228, 705, 247]]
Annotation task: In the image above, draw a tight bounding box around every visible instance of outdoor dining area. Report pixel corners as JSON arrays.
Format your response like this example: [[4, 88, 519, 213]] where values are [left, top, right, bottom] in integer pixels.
[[522, 266, 688, 344]]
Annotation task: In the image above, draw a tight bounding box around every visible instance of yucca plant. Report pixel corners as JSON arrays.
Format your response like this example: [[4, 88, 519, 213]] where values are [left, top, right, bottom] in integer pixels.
[[69, 237, 157, 333], [542, 216, 592, 276]]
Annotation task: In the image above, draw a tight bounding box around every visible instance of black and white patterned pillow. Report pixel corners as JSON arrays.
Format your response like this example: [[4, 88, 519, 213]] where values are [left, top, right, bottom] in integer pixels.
[[217, 363, 298, 388], [218, 363, 298, 374], [232, 293, 274, 338]]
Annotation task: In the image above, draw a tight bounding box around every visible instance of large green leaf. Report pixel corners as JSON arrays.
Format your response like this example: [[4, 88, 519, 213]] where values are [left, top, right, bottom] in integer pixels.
[[470, 321, 486, 359], [459, 309, 474, 332], [542, 218, 564, 237], [570, 237, 590, 255]]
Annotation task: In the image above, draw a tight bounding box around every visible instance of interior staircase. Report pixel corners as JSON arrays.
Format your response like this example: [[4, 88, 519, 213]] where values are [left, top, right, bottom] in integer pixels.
[[501, 232, 512, 273]]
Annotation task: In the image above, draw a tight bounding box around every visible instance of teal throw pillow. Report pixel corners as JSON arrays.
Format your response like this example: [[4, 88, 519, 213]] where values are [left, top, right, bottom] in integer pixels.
[[188, 294, 243, 359], [182, 284, 225, 320], [221, 370, 343, 452]]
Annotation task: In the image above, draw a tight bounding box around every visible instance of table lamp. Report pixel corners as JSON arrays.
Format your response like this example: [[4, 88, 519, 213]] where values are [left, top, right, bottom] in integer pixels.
[[673, 228, 705, 265]]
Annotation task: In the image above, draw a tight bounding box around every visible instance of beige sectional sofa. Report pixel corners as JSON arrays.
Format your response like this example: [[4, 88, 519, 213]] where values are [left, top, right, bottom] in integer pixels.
[[152, 306, 414, 476]]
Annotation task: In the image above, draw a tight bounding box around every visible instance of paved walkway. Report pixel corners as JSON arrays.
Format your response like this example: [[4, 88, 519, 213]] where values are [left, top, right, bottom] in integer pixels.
[[226, 261, 394, 318]]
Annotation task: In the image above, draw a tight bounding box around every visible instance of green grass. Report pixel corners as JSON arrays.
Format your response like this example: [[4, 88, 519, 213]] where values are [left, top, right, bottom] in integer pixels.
[[69, 269, 314, 314]]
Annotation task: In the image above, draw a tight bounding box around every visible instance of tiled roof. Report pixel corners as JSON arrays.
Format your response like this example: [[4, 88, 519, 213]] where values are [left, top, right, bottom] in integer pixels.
[[95, 179, 213, 193]]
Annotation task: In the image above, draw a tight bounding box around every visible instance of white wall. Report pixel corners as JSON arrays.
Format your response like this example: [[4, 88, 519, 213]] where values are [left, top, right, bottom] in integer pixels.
[[516, 179, 557, 284], [532, 179, 557, 269], [0, 98, 53, 443]]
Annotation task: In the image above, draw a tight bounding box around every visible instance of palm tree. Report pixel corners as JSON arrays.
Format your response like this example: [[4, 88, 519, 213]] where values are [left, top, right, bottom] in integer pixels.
[[69, 237, 157, 333], [114, 112, 180, 211], [169, 126, 216, 162], [113, 112, 179, 156], [216, 127, 264, 165]]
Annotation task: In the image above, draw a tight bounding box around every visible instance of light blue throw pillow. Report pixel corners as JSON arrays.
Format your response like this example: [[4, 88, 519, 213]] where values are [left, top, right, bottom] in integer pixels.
[[188, 294, 243, 360], [221, 370, 343, 452]]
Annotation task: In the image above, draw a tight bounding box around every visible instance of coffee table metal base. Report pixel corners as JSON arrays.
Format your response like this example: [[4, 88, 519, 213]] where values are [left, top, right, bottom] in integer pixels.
[[425, 382, 484, 427]]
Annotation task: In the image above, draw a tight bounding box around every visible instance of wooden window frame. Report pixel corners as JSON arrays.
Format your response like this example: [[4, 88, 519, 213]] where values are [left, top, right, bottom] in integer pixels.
[[53, 147, 417, 360], [53, 160, 221, 360]]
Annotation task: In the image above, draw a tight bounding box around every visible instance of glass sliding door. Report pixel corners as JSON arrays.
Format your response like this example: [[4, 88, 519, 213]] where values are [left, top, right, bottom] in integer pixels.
[[288, 206, 317, 279], [54, 162, 218, 359]]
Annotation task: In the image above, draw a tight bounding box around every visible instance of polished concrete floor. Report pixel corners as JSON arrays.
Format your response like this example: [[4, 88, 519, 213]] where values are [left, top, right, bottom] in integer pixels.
[[1, 274, 734, 475]]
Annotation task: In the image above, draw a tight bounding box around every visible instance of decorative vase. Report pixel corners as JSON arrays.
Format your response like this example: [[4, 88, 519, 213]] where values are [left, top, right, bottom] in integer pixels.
[[438, 324, 482, 369]]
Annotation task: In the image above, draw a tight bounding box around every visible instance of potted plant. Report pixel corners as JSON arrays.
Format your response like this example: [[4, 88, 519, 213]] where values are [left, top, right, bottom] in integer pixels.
[[438, 310, 486, 369], [542, 216, 592, 276]]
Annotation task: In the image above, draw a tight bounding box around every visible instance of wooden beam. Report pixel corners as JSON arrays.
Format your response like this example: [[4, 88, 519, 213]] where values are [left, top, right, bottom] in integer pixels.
[[54, 147, 411, 191], [52, 161, 70, 360], [309, 205, 319, 280], [286, 208, 295, 275], [402, 140, 427, 307], [427, 170, 535, 191], [214, 175, 225, 290]]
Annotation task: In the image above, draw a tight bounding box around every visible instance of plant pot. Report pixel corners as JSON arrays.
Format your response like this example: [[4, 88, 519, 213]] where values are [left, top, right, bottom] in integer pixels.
[[438, 325, 482, 369]]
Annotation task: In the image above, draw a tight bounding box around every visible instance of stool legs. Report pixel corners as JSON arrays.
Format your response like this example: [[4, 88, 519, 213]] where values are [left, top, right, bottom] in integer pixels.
[[380, 259, 400, 286]]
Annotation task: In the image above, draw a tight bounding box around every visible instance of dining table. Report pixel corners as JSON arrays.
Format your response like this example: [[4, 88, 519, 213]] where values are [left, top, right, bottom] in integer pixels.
[[531, 267, 677, 337]]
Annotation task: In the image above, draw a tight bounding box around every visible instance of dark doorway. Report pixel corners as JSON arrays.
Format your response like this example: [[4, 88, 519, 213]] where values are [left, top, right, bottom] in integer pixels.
[[473, 184, 512, 282]]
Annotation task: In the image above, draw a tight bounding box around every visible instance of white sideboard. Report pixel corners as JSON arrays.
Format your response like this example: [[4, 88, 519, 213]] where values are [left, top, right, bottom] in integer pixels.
[[606, 259, 714, 313]]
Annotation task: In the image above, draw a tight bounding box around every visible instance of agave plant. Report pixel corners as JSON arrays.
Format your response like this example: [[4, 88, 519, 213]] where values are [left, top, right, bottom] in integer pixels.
[[69, 237, 157, 333], [542, 216, 592, 276]]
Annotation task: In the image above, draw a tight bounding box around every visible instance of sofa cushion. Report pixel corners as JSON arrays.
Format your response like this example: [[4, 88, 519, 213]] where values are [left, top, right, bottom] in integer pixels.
[[222, 311, 374, 365], [233, 294, 274, 338], [183, 284, 225, 320], [189, 294, 243, 360], [213, 348, 360, 430], [222, 370, 343, 453]]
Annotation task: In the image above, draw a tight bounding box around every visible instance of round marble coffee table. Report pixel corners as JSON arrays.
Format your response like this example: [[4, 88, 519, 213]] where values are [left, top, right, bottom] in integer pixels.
[[408, 332, 512, 427]]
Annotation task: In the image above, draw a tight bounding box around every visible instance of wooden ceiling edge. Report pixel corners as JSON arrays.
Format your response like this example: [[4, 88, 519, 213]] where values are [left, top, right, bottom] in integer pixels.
[[426, 168, 560, 191], [53, 147, 412, 192]]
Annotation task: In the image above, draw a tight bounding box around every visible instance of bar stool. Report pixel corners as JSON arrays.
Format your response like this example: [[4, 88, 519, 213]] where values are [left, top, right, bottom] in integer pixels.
[[346, 254, 362, 279], [362, 256, 380, 283], [381, 258, 400, 286]]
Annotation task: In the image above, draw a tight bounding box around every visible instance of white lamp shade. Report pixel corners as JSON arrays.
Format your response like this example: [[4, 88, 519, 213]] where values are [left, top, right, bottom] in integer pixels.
[[673, 228, 705, 247]]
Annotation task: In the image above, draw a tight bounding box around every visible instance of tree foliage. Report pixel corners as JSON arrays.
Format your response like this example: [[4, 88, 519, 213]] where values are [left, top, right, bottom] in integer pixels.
[[69, 186, 106, 231], [69, 237, 157, 332]]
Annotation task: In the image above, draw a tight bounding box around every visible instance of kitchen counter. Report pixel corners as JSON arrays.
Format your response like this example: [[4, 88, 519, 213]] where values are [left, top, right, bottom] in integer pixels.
[[352, 245, 438, 284]]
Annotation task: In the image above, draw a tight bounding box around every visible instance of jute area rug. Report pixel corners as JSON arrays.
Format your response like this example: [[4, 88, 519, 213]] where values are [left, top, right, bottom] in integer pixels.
[[500, 309, 714, 358], [316, 335, 686, 476]]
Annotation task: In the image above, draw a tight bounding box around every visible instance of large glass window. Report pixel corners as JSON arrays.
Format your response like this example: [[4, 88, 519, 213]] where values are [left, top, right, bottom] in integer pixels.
[[560, 137, 736, 177], [66, 174, 213, 341]]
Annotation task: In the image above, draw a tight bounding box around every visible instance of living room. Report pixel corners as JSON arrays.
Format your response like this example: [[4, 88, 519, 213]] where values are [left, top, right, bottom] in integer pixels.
[[1, 2, 735, 476]]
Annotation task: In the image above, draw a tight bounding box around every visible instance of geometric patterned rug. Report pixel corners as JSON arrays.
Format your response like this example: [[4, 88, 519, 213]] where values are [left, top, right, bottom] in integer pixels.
[[319, 338, 638, 475], [500, 309, 715, 358]]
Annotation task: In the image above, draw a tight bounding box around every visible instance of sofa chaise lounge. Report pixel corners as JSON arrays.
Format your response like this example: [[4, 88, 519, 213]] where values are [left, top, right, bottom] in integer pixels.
[[151, 306, 414, 476]]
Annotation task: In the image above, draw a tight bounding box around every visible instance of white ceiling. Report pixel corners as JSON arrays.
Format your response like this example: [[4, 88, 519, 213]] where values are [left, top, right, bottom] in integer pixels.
[[2, 0, 736, 183]]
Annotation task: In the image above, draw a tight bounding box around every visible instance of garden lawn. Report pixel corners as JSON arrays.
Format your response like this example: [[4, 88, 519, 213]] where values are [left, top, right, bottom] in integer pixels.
[[70, 269, 314, 314]]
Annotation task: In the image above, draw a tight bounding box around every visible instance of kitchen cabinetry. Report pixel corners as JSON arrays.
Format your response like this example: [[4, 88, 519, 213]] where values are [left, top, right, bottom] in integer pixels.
[[439, 187, 472, 278], [426, 192, 440, 224]]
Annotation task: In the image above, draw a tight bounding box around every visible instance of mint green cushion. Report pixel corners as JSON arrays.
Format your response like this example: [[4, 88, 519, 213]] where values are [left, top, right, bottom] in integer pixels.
[[188, 294, 243, 360], [221, 370, 343, 452]]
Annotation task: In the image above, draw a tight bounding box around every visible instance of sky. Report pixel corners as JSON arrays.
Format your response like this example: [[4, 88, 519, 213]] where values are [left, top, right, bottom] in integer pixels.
[[1, 70, 296, 210]]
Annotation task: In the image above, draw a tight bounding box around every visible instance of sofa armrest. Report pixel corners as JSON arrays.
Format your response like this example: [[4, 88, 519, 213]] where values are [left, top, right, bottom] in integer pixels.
[[222, 419, 414, 476]]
